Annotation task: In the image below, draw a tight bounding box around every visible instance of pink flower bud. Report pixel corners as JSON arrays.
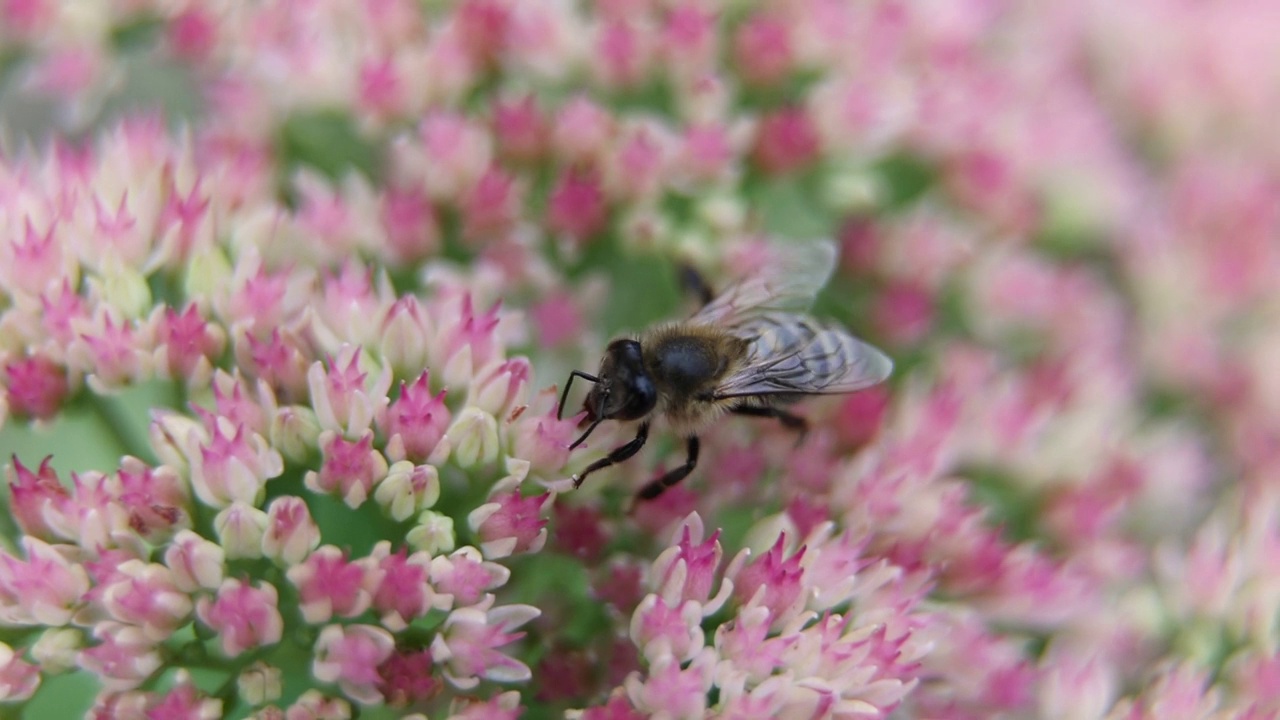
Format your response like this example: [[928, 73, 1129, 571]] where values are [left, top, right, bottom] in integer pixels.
[[552, 98, 614, 165], [630, 595, 705, 664], [734, 13, 794, 86], [364, 541, 439, 632], [6, 455, 72, 541], [491, 95, 548, 162], [727, 534, 809, 623], [469, 357, 531, 417], [238, 329, 311, 403], [468, 486, 551, 559], [0, 642, 40, 701], [379, 187, 439, 263], [196, 579, 285, 657], [648, 516, 730, 614], [548, 169, 607, 241], [148, 673, 223, 719], [305, 431, 389, 508], [752, 107, 820, 175], [164, 530, 225, 593], [214, 502, 268, 560], [185, 417, 283, 508], [377, 648, 443, 707], [313, 624, 396, 705], [153, 304, 225, 386], [0, 537, 91, 626], [262, 496, 321, 566], [307, 346, 392, 436], [2, 355, 69, 421], [287, 546, 374, 625], [380, 372, 450, 463], [420, 112, 493, 202], [78, 621, 163, 692], [99, 560, 193, 642]]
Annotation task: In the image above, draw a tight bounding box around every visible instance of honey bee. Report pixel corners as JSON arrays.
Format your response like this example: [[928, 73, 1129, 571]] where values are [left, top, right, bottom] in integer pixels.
[[557, 239, 893, 501]]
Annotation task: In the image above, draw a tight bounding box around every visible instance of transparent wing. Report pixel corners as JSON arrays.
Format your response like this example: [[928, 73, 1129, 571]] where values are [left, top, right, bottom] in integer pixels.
[[713, 313, 894, 398], [689, 239, 837, 327]]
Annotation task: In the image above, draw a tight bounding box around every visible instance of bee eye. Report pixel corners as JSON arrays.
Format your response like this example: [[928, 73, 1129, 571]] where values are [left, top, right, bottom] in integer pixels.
[[613, 376, 656, 420]]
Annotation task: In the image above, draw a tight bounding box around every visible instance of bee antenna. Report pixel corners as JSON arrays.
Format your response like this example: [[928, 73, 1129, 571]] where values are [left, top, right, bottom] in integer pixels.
[[569, 418, 602, 450]]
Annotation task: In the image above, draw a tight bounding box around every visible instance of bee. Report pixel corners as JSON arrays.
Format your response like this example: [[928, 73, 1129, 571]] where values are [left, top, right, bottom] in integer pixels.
[[557, 239, 894, 501]]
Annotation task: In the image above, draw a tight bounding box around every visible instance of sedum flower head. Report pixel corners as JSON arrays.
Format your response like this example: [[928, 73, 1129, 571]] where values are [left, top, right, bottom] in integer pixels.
[[1, 0, 1279, 717]]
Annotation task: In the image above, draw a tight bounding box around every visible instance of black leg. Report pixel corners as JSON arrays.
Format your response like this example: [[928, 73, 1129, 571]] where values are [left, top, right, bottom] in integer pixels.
[[558, 370, 598, 420], [678, 264, 715, 307], [572, 422, 649, 488], [636, 436, 700, 501], [731, 405, 808, 434]]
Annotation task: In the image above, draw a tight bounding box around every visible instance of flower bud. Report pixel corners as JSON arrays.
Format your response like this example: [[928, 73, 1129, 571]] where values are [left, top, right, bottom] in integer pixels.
[[215, 502, 268, 560], [374, 461, 441, 522], [408, 511, 456, 555], [447, 406, 500, 468]]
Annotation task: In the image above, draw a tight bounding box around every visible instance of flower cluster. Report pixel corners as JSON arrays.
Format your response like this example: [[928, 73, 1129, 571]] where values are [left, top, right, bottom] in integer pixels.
[[2, 0, 1280, 718]]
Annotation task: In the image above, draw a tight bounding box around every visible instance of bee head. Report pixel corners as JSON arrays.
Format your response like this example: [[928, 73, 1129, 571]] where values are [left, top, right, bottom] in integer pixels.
[[586, 339, 657, 421]]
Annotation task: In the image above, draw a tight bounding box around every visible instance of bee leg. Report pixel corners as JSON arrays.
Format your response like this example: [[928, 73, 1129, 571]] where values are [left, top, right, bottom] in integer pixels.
[[677, 264, 715, 307], [572, 422, 649, 488], [636, 436, 700, 501], [731, 405, 809, 445]]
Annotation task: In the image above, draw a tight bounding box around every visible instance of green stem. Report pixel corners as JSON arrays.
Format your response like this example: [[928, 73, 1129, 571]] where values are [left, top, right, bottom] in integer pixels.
[[86, 393, 153, 463]]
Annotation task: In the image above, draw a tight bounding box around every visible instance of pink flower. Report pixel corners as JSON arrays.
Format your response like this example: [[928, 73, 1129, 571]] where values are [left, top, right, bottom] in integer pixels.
[[871, 281, 935, 347], [0, 537, 90, 626], [196, 579, 285, 657], [629, 594, 705, 664], [184, 416, 283, 508], [529, 291, 584, 349], [305, 431, 389, 508], [0, 642, 39, 701], [379, 187, 439, 263], [312, 624, 397, 705], [431, 603, 539, 689], [552, 98, 614, 165], [752, 107, 820, 175], [728, 534, 808, 622], [648, 515, 731, 614], [551, 503, 610, 563], [713, 604, 797, 684], [433, 294, 502, 387], [491, 95, 548, 162], [548, 169, 607, 241], [380, 371, 450, 463], [660, 6, 718, 80], [365, 541, 439, 631], [154, 304, 225, 384], [4, 355, 69, 420], [468, 488, 551, 559], [462, 166, 522, 242], [78, 622, 163, 692], [307, 347, 392, 435], [147, 674, 222, 719], [286, 546, 374, 624], [420, 112, 494, 201], [114, 461, 188, 543], [377, 648, 443, 707], [163, 530, 224, 593], [595, 19, 651, 88], [99, 560, 193, 642], [260, 496, 320, 566], [469, 357, 531, 417], [734, 13, 793, 86], [625, 650, 716, 720], [239, 329, 311, 403], [6, 455, 72, 541], [429, 547, 511, 608], [166, 7, 218, 62], [676, 124, 736, 182]]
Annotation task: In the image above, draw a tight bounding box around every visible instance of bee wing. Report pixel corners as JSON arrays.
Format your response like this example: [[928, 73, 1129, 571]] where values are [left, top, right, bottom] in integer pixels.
[[689, 239, 837, 327], [712, 313, 893, 399]]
